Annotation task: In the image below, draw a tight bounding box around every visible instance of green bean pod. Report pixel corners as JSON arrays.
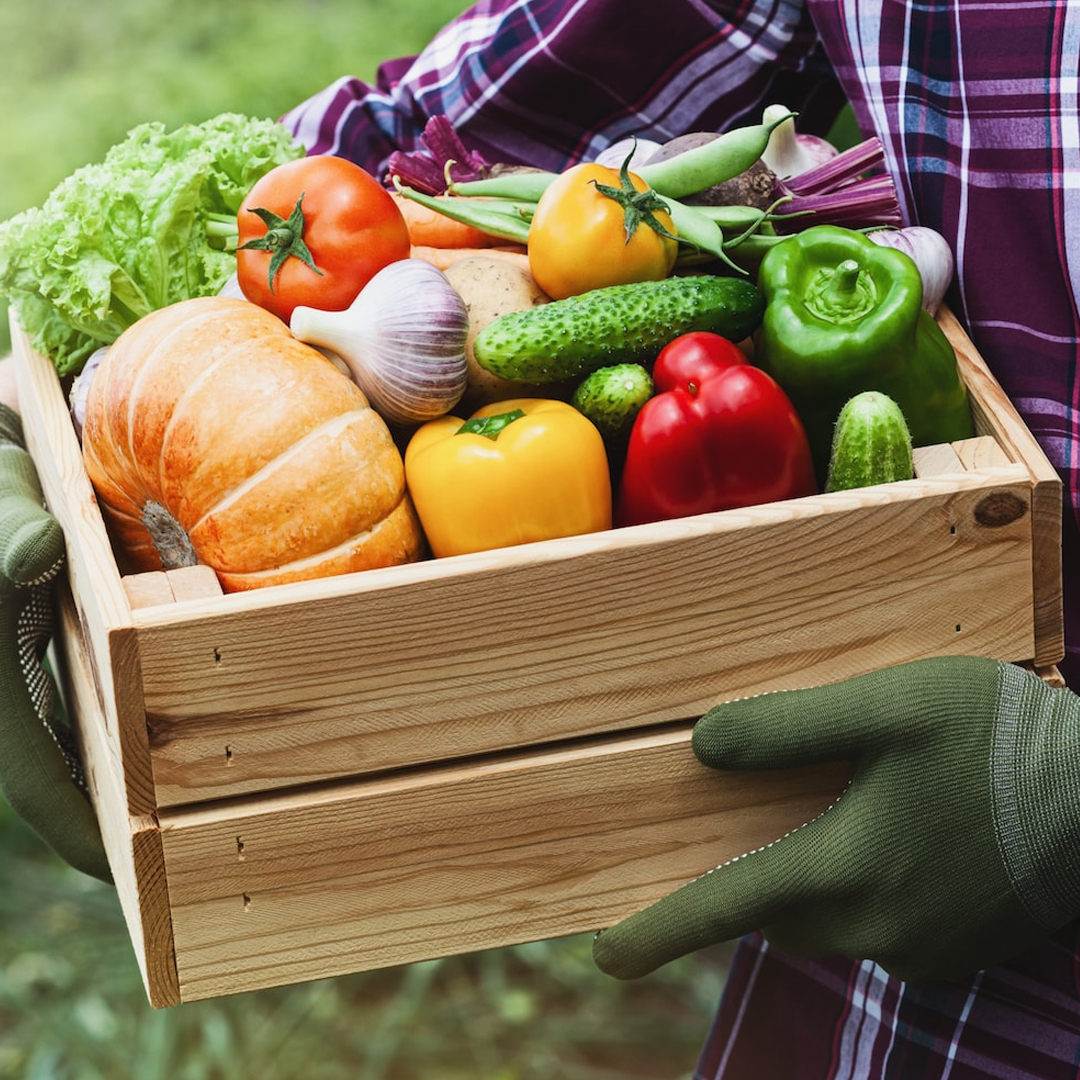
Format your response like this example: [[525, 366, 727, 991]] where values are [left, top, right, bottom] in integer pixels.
[[392, 180, 533, 244], [662, 199, 742, 272], [634, 112, 796, 199], [447, 170, 558, 201]]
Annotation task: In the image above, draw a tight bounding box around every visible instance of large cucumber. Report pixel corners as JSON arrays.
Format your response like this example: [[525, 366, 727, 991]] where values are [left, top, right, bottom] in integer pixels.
[[825, 391, 915, 492], [473, 275, 765, 383]]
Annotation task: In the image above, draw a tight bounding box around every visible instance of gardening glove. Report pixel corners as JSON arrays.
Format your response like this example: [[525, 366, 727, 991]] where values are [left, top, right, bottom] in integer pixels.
[[0, 403, 111, 881], [593, 655, 1080, 983]]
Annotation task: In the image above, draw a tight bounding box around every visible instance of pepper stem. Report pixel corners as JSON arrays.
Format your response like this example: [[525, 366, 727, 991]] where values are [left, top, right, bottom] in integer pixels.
[[457, 409, 525, 440], [830, 259, 861, 295], [591, 142, 681, 246], [805, 257, 877, 323]]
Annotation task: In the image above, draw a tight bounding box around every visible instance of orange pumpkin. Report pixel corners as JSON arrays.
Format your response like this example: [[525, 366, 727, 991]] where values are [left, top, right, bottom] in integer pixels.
[[81, 296, 425, 591]]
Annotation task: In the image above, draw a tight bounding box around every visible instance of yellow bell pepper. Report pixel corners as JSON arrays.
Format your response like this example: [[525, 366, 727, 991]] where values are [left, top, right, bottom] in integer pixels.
[[404, 398, 612, 558]]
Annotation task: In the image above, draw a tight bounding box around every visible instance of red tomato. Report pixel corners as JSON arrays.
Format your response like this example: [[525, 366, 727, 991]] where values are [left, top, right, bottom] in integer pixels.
[[236, 155, 411, 323]]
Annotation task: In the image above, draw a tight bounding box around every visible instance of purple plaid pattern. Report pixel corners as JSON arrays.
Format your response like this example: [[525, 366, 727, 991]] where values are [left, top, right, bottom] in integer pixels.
[[281, 2, 1080, 1074], [281, 1, 841, 173], [698, 926, 1080, 1078]]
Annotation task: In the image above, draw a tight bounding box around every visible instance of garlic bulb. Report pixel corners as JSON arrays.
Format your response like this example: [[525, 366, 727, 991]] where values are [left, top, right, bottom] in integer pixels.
[[867, 226, 954, 315], [290, 259, 469, 426]]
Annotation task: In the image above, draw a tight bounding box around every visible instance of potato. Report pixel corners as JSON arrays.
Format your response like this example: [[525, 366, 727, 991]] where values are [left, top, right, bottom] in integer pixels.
[[444, 256, 574, 408]]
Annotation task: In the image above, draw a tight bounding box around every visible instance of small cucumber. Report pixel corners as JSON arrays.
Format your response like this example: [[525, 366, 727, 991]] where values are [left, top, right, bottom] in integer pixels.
[[572, 364, 654, 441], [825, 391, 915, 492], [473, 275, 765, 383]]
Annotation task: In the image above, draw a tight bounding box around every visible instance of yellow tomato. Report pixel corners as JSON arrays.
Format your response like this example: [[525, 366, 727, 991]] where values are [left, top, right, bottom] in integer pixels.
[[527, 161, 679, 300]]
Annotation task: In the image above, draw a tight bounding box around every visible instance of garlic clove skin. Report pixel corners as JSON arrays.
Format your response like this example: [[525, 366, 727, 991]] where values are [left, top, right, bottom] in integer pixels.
[[290, 258, 470, 427]]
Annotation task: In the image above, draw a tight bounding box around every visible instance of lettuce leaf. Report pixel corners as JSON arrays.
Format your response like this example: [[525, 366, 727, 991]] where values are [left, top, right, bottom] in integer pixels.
[[0, 112, 305, 375]]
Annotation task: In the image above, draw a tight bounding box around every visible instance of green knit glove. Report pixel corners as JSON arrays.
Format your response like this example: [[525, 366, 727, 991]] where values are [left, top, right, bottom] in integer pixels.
[[0, 404, 110, 881], [593, 656, 1080, 983]]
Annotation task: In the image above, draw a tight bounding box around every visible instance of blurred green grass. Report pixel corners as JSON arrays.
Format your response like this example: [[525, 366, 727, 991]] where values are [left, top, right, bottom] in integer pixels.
[[0, 0, 469, 355], [0, 1, 732, 1075]]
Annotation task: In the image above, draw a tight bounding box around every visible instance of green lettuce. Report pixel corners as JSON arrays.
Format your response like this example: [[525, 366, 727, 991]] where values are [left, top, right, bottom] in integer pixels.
[[0, 112, 305, 375]]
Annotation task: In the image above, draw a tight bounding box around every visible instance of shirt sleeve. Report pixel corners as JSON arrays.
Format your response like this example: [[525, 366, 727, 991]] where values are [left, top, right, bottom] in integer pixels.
[[281, 0, 841, 179]]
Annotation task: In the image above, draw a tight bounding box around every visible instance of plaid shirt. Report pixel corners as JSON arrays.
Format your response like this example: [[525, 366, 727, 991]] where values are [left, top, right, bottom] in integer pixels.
[[283, 2, 1080, 1075]]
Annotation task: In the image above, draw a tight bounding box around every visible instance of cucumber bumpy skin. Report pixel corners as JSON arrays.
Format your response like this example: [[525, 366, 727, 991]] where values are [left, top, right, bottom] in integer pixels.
[[825, 390, 915, 492], [473, 275, 765, 383], [572, 364, 655, 441]]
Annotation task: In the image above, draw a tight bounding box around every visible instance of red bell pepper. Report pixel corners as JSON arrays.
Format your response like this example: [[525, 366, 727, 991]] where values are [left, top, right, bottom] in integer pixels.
[[616, 331, 817, 527]]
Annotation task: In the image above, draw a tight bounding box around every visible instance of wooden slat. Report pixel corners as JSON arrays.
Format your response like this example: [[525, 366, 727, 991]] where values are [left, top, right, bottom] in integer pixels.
[[159, 729, 852, 1002], [11, 319, 159, 819], [135, 469, 1036, 806], [12, 317, 179, 1006]]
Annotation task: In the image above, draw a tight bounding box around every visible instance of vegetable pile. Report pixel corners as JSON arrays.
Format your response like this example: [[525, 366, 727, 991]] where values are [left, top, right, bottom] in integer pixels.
[[3, 107, 977, 591]]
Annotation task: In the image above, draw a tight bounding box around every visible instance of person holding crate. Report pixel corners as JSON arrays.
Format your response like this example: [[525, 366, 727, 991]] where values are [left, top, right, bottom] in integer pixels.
[[3, 0, 1080, 1075]]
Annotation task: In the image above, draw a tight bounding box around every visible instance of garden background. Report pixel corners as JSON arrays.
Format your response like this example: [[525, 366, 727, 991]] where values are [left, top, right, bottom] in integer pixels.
[[0, 1, 733, 1076]]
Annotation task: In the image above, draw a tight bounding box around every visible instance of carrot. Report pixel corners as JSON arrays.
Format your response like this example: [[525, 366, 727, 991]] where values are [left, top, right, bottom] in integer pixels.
[[390, 192, 503, 249], [410, 244, 532, 272]]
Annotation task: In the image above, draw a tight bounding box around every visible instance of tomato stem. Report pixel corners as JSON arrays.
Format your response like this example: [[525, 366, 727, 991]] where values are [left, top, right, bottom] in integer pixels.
[[238, 192, 323, 293], [589, 143, 683, 248]]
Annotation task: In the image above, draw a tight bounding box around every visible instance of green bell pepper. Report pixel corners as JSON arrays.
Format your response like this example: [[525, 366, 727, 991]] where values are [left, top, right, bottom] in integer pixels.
[[755, 225, 974, 474]]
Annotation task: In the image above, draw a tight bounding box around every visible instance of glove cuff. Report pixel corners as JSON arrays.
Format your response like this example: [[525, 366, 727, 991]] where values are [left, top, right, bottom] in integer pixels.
[[0, 402, 25, 448], [992, 662, 1080, 930]]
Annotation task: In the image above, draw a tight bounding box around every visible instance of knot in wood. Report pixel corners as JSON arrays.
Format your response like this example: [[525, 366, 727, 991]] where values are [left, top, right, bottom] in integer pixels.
[[973, 491, 1028, 527]]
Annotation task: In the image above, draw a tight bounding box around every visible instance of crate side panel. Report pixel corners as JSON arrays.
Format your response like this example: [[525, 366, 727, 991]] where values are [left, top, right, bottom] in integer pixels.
[[142, 475, 1036, 806], [54, 587, 179, 1007], [159, 729, 851, 1002], [941, 307, 1064, 663]]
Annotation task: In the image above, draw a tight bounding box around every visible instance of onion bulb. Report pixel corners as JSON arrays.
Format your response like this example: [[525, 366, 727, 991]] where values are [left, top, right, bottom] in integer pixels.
[[290, 259, 469, 426], [760, 103, 838, 179], [216, 273, 246, 300], [594, 136, 663, 170], [69, 345, 108, 440], [867, 226, 954, 315]]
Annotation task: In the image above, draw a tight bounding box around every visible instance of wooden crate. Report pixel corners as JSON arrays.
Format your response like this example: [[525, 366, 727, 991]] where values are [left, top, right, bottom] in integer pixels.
[[12, 306, 1062, 1007]]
